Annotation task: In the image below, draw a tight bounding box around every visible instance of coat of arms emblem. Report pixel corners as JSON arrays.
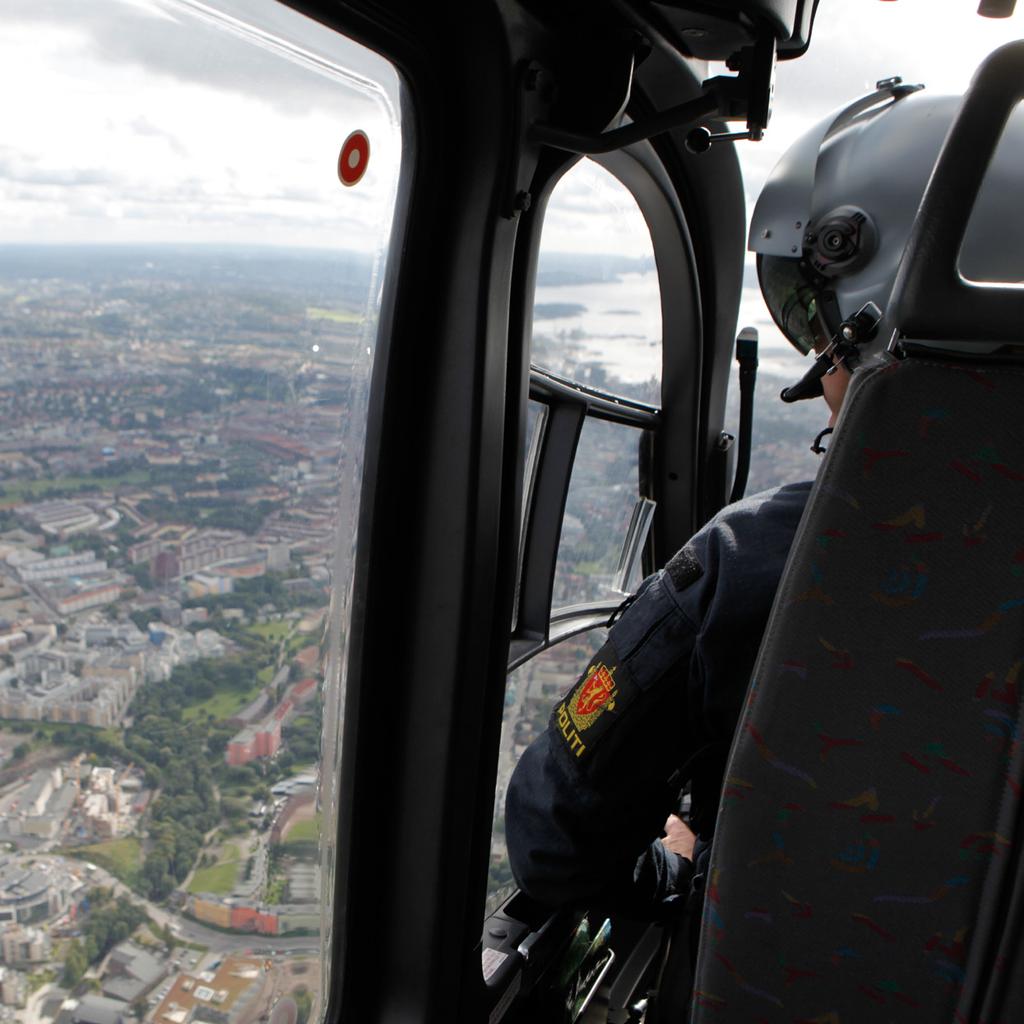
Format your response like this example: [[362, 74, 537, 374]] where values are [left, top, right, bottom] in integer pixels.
[[568, 663, 617, 731]]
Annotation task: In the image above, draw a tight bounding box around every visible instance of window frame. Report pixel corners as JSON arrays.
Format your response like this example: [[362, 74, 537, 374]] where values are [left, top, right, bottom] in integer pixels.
[[510, 366, 658, 669], [278, 1, 747, 1018], [509, 138, 710, 668]]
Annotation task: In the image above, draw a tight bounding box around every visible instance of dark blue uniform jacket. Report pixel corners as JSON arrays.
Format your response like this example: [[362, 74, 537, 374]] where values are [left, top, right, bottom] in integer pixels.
[[505, 481, 812, 920]]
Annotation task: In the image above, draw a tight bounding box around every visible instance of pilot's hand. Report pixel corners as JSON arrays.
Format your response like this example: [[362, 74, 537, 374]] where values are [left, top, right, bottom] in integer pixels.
[[660, 813, 696, 862]]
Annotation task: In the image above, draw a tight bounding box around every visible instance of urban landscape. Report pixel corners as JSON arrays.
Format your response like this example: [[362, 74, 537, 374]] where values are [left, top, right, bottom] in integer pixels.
[[0, 245, 355, 1024]]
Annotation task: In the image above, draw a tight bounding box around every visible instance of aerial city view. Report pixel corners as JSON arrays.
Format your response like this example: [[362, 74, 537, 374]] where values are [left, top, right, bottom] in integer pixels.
[[0, 245, 361, 1024]]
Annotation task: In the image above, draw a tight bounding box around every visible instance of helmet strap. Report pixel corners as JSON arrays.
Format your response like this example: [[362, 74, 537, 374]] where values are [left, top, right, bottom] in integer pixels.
[[811, 427, 834, 454]]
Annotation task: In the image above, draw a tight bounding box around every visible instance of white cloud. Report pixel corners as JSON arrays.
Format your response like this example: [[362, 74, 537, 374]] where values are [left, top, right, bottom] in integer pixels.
[[0, 0, 401, 249]]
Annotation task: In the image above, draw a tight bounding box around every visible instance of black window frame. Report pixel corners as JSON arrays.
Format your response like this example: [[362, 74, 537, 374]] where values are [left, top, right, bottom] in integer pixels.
[[510, 366, 658, 670], [272, 3, 747, 1020]]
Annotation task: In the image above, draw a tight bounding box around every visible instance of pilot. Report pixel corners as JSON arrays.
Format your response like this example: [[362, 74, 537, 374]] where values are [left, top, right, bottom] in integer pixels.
[[504, 78, 1024, 920]]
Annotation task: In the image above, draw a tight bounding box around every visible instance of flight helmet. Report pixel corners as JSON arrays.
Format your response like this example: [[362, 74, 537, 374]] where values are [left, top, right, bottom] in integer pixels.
[[750, 77, 1024, 374]]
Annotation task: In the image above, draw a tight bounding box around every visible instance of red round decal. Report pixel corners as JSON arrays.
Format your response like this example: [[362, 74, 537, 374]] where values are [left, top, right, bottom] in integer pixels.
[[338, 130, 370, 187]]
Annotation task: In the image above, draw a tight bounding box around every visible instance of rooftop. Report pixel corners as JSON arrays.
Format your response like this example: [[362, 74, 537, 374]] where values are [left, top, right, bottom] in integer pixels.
[[152, 957, 263, 1024]]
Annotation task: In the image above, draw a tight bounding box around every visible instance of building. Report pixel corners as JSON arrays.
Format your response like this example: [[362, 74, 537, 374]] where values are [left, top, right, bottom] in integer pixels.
[[0, 924, 50, 964], [228, 905, 277, 935], [0, 968, 26, 1008], [151, 550, 180, 583], [16, 552, 108, 584], [275, 906, 319, 934], [82, 766, 125, 838], [0, 632, 27, 654], [226, 691, 271, 730], [0, 671, 139, 728], [217, 558, 264, 580], [24, 767, 62, 817], [289, 678, 317, 705], [263, 543, 290, 572], [51, 581, 123, 617], [0, 768, 76, 842], [0, 860, 69, 925], [187, 574, 233, 598], [292, 646, 319, 673], [151, 957, 263, 1024], [190, 899, 232, 929], [57, 995, 132, 1024], [101, 941, 166, 1003], [181, 607, 209, 627], [16, 500, 103, 538], [225, 717, 281, 766]]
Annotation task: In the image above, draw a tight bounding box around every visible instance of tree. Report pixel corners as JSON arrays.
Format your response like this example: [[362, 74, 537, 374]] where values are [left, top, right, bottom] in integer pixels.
[[62, 940, 88, 988], [12, 743, 29, 761]]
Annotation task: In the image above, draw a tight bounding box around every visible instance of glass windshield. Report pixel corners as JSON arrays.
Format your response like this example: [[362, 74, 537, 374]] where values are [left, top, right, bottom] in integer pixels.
[[533, 161, 661, 405], [0, 3, 401, 1023]]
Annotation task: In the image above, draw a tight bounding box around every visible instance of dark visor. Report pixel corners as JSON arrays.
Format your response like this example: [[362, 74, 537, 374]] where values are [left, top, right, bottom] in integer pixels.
[[756, 253, 827, 356]]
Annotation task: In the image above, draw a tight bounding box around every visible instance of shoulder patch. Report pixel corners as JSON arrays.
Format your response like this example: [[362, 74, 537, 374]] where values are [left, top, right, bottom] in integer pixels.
[[552, 641, 638, 762], [665, 545, 703, 592]]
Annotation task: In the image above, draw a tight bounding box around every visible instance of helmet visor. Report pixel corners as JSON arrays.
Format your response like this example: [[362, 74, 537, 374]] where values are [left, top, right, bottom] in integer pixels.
[[757, 254, 830, 356]]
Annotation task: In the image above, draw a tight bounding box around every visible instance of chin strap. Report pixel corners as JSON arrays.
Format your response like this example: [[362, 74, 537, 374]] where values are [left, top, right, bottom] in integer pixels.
[[811, 426, 833, 454]]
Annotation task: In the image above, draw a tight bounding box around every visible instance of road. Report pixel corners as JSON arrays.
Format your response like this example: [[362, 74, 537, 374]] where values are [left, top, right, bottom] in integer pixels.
[[83, 862, 320, 955], [19, 982, 56, 1024]]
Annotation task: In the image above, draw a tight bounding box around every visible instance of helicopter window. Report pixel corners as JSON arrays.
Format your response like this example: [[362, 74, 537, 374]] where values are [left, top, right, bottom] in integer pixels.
[[959, 101, 1024, 285], [533, 161, 661, 406], [512, 400, 548, 629], [487, 159, 661, 927], [552, 418, 645, 609], [0, 2, 401, 1020], [486, 629, 607, 916], [723, 278, 831, 494]]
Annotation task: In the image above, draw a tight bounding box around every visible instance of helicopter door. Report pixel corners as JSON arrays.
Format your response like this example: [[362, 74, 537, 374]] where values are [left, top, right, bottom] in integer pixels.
[[481, 152, 704, 1022]]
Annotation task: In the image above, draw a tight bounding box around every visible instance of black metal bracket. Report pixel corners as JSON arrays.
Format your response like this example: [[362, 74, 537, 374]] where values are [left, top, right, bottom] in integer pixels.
[[528, 20, 777, 157], [504, 60, 557, 219], [530, 91, 719, 155]]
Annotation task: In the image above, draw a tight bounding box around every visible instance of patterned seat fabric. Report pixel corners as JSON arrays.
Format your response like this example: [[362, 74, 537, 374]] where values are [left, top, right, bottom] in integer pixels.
[[691, 357, 1024, 1023]]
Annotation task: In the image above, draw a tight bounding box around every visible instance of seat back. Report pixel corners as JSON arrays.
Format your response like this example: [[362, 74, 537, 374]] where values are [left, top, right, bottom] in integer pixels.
[[691, 40, 1024, 1022]]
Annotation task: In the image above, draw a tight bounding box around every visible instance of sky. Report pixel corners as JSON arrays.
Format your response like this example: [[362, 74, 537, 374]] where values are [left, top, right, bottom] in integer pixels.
[[0, 0, 401, 249], [0, 0, 1022, 253]]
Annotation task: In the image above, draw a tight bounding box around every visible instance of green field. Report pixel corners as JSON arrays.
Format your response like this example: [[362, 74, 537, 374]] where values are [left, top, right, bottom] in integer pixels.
[[286, 633, 312, 655], [265, 877, 286, 904], [284, 815, 320, 845], [257, 665, 276, 685], [305, 306, 362, 324], [247, 622, 292, 641], [0, 470, 151, 505], [182, 684, 263, 723], [187, 843, 242, 895], [65, 837, 143, 888]]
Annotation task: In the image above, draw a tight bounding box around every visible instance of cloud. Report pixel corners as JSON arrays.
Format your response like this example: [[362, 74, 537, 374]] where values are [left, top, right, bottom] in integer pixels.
[[0, 149, 120, 187], [4, 0, 396, 121], [0, 1, 405, 249], [127, 117, 191, 158]]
